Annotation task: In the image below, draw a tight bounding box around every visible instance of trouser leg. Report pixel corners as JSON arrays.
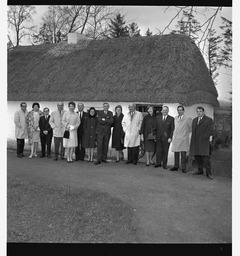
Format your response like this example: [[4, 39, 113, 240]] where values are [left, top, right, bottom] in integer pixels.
[[75, 133, 80, 160], [127, 147, 133, 162], [46, 135, 52, 156], [162, 140, 170, 167], [133, 146, 139, 164], [17, 139, 23, 155], [181, 151, 187, 169], [202, 155, 212, 175], [102, 133, 110, 161], [54, 137, 60, 158], [40, 135, 46, 156], [97, 135, 103, 162], [79, 135, 85, 160], [195, 155, 204, 173], [156, 140, 162, 165], [174, 152, 180, 168], [59, 137, 65, 158]]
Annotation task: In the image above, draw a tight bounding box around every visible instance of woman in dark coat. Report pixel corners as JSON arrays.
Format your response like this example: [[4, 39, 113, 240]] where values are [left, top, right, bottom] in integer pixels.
[[140, 105, 157, 166], [112, 105, 125, 162], [82, 107, 98, 162]]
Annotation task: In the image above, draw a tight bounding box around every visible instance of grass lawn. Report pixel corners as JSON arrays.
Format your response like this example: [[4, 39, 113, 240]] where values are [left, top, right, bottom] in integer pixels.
[[7, 174, 139, 243]]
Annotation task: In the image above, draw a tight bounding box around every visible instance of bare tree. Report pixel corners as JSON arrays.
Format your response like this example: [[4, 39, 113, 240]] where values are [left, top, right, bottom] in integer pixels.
[[8, 5, 36, 46], [85, 6, 117, 39]]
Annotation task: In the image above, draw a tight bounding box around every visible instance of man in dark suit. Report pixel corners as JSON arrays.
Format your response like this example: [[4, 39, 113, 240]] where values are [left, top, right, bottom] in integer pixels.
[[39, 107, 53, 158], [75, 103, 88, 161], [95, 102, 114, 164], [155, 105, 174, 169], [190, 106, 214, 179]]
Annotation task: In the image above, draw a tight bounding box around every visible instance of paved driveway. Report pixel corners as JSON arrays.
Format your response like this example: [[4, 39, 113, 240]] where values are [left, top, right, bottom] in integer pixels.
[[7, 149, 232, 243]]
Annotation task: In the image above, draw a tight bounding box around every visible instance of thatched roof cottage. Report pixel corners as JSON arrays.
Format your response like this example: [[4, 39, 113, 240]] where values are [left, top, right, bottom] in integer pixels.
[[8, 33, 219, 163]]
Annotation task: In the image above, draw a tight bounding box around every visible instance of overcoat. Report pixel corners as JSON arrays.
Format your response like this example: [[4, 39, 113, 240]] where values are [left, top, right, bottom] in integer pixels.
[[49, 109, 66, 137], [122, 111, 143, 147], [112, 113, 125, 149], [140, 114, 157, 140], [190, 115, 214, 156], [39, 115, 53, 137], [76, 111, 88, 137], [14, 109, 28, 139], [172, 115, 192, 152], [82, 114, 98, 148]]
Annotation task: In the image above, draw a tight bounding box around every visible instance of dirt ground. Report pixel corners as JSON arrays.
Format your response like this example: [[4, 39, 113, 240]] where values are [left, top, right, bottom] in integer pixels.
[[7, 147, 232, 243]]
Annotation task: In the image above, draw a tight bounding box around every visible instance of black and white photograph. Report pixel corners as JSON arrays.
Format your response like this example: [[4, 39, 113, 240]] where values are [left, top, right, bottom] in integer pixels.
[[5, 2, 236, 255]]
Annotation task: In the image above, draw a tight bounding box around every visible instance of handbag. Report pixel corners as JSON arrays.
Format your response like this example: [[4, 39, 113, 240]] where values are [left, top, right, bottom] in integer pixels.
[[147, 133, 156, 140], [63, 130, 70, 139], [63, 123, 70, 139]]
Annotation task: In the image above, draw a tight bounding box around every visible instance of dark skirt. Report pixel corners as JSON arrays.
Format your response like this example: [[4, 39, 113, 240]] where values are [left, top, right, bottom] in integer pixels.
[[144, 140, 156, 152]]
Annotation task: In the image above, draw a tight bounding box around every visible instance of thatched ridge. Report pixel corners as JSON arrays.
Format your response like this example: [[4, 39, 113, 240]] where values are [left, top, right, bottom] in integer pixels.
[[8, 34, 219, 107]]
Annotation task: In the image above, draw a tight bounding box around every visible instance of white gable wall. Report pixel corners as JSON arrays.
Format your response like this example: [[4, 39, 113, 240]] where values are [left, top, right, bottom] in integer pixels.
[[8, 101, 214, 165]]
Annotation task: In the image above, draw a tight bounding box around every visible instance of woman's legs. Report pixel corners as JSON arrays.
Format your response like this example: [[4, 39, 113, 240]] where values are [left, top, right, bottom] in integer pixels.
[[149, 151, 155, 164], [90, 148, 94, 161], [69, 147, 74, 161], [86, 148, 90, 161], [33, 142, 38, 156], [29, 144, 34, 158], [146, 151, 150, 165], [116, 150, 120, 161], [65, 148, 70, 161]]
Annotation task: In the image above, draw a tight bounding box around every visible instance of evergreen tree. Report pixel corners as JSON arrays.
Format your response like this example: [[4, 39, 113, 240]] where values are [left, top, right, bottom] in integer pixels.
[[207, 29, 222, 86], [219, 17, 232, 69], [145, 28, 153, 36], [128, 22, 141, 37], [108, 13, 129, 38]]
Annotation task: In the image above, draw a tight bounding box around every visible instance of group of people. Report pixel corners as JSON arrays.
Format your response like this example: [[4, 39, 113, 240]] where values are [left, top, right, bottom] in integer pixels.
[[14, 101, 214, 179]]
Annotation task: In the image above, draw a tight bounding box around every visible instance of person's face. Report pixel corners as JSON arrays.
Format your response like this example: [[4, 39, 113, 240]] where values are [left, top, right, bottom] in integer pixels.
[[103, 104, 109, 111], [177, 107, 184, 116], [33, 105, 39, 112], [21, 104, 27, 112], [128, 104, 135, 112], [43, 109, 49, 115], [116, 107, 122, 115], [78, 103, 84, 112], [196, 108, 204, 117], [148, 107, 153, 115], [161, 107, 169, 116], [69, 104, 75, 112], [57, 103, 64, 111], [90, 109, 95, 116]]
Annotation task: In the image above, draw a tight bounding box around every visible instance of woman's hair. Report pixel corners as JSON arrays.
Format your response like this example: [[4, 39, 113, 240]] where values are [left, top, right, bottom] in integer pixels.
[[68, 101, 76, 108], [89, 107, 96, 117], [147, 105, 154, 112], [115, 105, 122, 114], [32, 102, 40, 109]]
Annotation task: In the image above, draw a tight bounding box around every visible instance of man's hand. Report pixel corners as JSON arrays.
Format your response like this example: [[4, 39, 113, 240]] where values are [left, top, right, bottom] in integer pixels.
[[168, 138, 172, 143]]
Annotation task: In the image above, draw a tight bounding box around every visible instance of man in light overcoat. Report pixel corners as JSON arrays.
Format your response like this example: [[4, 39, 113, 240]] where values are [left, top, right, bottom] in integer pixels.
[[49, 102, 66, 160], [171, 105, 192, 173], [190, 106, 214, 179], [14, 102, 28, 158], [122, 103, 143, 165]]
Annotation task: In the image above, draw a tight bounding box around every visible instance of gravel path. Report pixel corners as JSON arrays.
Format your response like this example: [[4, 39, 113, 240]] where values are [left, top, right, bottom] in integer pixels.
[[7, 148, 232, 243]]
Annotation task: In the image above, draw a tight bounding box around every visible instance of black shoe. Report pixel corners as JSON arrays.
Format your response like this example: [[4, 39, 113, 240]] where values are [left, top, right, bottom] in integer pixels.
[[162, 166, 168, 169], [170, 167, 178, 171], [17, 154, 23, 158], [194, 171, 203, 175], [61, 156, 65, 160], [133, 162, 137, 165], [95, 161, 101, 165], [146, 163, 149, 166], [79, 158, 84, 161], [207, 174, 213, 179], [102, 160, 108, 163], [53, 157, 58, 161], [182, 169, 187, 173], [20, 153, 25, 157], [116, 159, 120, 162], [40, 155, 45, 158], [126, 161, 132, 164], [154, 164, 161, 168]]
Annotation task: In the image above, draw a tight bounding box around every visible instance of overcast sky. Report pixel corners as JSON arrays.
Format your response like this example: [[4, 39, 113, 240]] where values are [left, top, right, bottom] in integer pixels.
[[9, 5, 233, 101]]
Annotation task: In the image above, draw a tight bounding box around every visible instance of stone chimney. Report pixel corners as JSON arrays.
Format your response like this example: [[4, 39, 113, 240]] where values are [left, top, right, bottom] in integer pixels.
[[68, 32, 89, 44]]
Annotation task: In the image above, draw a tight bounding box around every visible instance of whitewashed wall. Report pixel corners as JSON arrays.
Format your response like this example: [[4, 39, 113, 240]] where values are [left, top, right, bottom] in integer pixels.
[[8, 101, 214, 165]]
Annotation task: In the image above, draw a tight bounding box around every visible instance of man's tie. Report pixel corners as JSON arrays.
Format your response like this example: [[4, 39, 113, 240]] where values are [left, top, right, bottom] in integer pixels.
[[197, 117, 201, 125], [45, 115, 48, 120], [163, 116, 165, 121], [80, 112, 82, 120]]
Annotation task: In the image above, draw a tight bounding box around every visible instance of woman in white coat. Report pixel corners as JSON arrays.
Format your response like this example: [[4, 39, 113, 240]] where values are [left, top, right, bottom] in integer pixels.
[[122, 103, 143, 165]]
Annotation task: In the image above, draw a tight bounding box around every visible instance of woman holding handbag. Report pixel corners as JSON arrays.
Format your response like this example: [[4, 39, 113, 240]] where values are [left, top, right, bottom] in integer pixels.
[[140, 105, 157, 166], [62, 102, 80, 163]]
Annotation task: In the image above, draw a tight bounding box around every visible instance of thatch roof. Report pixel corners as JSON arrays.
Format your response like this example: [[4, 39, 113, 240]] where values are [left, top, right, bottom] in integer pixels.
[[8, 34, 219, 107]]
